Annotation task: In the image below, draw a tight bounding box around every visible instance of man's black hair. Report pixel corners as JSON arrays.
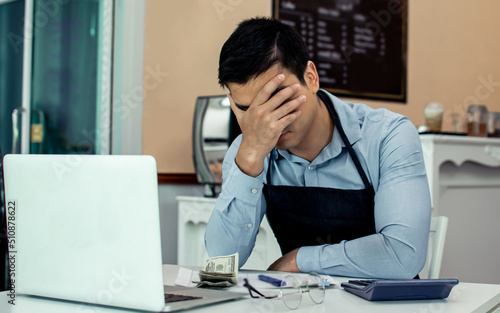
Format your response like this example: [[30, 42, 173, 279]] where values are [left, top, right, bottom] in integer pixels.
[[218, 17, 310, 88]]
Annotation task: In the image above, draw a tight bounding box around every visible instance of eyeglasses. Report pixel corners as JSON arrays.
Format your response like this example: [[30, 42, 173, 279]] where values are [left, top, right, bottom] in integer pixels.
[[243, 272, 326, 310]]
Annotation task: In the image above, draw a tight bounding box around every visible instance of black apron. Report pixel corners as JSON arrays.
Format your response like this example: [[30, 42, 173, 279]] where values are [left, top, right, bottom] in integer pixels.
[[263, 90, 376, 256]]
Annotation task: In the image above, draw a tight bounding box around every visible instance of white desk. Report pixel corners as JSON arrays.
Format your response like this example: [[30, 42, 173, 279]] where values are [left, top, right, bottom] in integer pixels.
[[1, 264, 499, 313]]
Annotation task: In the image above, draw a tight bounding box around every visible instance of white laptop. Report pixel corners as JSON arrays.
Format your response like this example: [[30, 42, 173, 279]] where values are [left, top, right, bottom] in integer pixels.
[[2, 154, 244, 312]]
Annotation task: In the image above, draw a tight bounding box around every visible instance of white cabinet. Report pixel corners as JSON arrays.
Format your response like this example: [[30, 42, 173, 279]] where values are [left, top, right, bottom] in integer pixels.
[[176, 196, 281, 270], [420, 135, 500, 284]]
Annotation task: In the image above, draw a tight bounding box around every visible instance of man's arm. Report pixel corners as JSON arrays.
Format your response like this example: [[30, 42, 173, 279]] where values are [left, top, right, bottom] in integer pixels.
[[293, 118, 431, 278], [204, 137, 267, 268]]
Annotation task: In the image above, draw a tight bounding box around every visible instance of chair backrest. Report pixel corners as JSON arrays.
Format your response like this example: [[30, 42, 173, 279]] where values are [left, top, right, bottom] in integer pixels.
[[420, 216, 449, 279]]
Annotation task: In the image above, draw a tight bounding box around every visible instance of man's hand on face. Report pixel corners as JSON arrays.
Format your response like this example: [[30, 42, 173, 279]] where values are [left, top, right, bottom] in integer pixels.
[[228, 74, 306, 177]]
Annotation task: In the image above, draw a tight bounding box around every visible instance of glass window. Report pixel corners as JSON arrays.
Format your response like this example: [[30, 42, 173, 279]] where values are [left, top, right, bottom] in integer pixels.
[[31, 0, 101, 154], [0, 0, 25, 155]]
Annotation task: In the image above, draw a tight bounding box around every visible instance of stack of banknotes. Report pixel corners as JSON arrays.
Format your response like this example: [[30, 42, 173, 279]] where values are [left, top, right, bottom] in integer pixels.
[[197, 253, 239, 287]]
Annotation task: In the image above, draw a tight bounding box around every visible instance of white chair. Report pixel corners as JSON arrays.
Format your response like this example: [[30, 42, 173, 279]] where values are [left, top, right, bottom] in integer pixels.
[[420, 216, 449, 279]]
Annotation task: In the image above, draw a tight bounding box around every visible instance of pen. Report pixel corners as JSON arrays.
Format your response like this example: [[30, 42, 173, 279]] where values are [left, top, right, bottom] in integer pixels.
[[258, 275, 286, 287]]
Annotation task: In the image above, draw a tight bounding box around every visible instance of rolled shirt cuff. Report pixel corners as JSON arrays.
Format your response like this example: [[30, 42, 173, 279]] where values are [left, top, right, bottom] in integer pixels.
[[221, 160, 265, 206], [296, 245, 322, 273]]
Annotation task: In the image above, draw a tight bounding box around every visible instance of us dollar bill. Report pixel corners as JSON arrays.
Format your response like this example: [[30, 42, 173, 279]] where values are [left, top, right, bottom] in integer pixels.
[[197, 253, 239, 287]]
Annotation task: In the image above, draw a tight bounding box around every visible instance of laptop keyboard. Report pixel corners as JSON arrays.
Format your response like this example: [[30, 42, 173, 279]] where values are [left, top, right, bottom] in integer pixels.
[[343, 280, 376, 289], [164, 293, 203, 303]]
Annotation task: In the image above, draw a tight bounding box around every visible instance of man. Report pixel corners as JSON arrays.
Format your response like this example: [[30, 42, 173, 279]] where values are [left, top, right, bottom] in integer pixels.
[[205, 17, 431, 279]]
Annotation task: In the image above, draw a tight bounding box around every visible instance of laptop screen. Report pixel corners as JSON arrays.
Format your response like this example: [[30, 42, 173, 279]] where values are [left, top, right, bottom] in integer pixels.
[[3, 154, 166, 311]]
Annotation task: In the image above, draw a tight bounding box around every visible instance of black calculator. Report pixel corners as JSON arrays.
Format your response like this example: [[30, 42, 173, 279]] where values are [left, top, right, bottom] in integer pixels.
[[341, 279, 459, 301]]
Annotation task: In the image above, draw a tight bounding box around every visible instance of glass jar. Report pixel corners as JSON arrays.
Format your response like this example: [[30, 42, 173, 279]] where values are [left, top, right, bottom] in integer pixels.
[[467, 105, 488, 137], [423, 102, 444, 132], [487, 112, 500, 138]]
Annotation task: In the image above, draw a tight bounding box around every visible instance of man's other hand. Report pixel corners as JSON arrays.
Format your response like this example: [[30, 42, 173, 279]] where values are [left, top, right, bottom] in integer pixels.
[[267, 248, 300, 272]]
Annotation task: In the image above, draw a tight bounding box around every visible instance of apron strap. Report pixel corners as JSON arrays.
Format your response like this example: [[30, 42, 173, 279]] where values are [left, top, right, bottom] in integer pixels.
[[317, 90, 371, 189]]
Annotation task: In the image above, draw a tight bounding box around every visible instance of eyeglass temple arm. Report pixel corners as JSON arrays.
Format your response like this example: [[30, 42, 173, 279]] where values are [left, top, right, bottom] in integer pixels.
[[243, 279, 276, 299]]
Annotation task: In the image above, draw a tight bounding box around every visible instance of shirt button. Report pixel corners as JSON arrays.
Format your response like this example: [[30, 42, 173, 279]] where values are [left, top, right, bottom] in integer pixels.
[[251, 188, 258, 194], [308, 166, 314, 170], [247, 223, 253, 228]]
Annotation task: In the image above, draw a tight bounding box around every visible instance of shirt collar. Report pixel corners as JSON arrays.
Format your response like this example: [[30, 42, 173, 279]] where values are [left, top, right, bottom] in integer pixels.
[[274, 90, 363, 164]]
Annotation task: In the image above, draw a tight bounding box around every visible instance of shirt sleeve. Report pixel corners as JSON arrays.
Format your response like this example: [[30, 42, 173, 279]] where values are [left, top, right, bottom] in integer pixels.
[[204, 136, 268, 268], [296, 117, 432, 279]]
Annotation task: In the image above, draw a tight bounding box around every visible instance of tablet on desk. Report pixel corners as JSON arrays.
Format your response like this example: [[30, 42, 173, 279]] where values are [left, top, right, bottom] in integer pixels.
[[341, 279, 459, 301]]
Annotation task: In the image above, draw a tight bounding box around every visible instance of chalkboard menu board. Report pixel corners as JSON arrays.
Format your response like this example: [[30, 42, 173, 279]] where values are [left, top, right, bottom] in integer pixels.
[[273, 0, 407, 102]]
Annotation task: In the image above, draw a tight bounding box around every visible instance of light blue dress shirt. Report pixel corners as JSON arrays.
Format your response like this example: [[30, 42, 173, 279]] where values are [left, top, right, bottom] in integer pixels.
[[205, 91, 431, 279]]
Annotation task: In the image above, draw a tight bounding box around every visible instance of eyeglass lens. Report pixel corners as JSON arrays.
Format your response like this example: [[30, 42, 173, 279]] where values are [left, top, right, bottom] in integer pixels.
[[280, 275, 302, 310], [306, 273, 326, 304]]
